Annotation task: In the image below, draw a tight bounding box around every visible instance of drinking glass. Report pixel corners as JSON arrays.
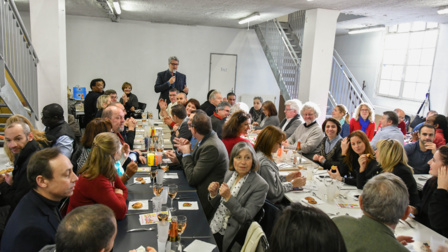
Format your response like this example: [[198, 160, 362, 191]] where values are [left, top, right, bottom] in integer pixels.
[[161, 162, 169, 172], [168, 185, 178, 211], [157, 207, 170, 243], [153, 183, 164, 197], [177, 215, 187, 248], [150, 166, 158, 188]]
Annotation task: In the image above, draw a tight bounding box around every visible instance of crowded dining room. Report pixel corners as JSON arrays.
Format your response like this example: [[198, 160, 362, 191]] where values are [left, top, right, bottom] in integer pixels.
[[1, 0, 448, 251]]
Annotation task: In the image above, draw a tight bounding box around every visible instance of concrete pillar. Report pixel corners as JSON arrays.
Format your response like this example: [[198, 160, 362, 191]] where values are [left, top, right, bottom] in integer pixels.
[[298, 9, 339, 124], [30, 0, 67, 127]]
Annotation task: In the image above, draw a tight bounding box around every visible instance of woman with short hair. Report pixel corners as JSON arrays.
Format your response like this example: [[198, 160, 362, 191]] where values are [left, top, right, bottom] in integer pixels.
[[68, 132, 129, 220], [208, 142, 268, 252], [119, 82, 139, 117], [95, 94, 111, 118], [313, 118, 343, 170]]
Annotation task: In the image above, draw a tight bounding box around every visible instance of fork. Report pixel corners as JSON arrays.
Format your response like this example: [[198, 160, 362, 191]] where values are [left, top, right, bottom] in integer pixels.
[[312, 192, 322, 200], [127, 227, 155, 232], [399, 219, 415, 229]]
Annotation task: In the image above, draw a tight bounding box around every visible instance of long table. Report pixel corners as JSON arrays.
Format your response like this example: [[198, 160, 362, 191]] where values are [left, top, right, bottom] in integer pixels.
[[114, 169, 218, 251], [279, 157, 448, 251]]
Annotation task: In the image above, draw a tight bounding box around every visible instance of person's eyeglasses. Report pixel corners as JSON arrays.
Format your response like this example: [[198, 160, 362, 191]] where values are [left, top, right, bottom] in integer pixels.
[[170, 63, 179, 66], [360, 109, 369, 112], [303, 113, 315, 117]]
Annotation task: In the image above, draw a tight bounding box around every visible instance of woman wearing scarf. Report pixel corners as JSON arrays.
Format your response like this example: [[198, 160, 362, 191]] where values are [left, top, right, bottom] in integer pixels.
[[208, 142, 268, 252], [349, 103, 375, 140]]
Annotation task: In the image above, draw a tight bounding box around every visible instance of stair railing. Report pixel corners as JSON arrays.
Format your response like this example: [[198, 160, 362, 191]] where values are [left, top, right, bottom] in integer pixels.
[[0, 0, 39, 120]]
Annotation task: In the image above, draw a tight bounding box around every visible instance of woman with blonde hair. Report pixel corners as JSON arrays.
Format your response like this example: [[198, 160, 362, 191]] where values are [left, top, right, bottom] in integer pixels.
[[67, 132, 128, 220], [359, 139, 419, 207], [4, 115, 50, 162], [255, 126, 305, 203], [332, 104, 350, 137], [349, 103, 375, 140], [95, 94, 111, 118]]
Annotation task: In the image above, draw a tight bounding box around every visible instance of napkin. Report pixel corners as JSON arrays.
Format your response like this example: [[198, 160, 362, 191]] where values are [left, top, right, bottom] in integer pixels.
[[164, 173, 179, 179], [128, 200, 149, 210], [137, 167, 150, 172], [133, 177, 151, 184], [178, 201, 199, 210], [184, 239, 216, 252]]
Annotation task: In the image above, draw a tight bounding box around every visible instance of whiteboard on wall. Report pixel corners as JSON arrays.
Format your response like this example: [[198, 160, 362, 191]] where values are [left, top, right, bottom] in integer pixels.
[[209, 53, 237, 95]]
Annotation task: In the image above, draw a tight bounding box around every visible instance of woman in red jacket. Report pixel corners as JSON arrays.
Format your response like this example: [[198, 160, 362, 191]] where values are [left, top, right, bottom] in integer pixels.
[[349, 103, 375, 140], [67, 132, 128, 220]]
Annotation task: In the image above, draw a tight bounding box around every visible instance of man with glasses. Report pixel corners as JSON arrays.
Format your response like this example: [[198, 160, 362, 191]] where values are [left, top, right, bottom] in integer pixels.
[[370, 111, 404, 150], [211, 101, 231, 139], [155, 56, 188, 113], [279, 99, 302, 138]]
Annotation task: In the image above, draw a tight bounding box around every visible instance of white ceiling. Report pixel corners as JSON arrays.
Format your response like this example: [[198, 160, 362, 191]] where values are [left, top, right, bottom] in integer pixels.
[[14, 0, 448, 33]]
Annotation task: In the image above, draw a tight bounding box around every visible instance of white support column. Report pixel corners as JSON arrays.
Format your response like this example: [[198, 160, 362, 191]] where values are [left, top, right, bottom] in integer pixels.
[[298, 9, 339, 124], [30, 0, 67, 127]]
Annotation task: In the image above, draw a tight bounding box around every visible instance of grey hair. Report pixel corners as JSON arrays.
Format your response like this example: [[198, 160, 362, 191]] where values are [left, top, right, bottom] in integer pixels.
[[285, 99, 302, 113], [6, 121, 31, 136], [168, 56, 179, 63], [216, 101, 231, 111], [362, 173, 409, 225], [229, 141, 260, 172], [209, 90, 221, 101], [230, 103, 249, 114], [300, 101, 321, 118]]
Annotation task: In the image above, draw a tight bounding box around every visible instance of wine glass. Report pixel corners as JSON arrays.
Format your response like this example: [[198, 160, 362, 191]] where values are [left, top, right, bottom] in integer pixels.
[[168, 184, 178, 211], [161, 162, 169, 172], [150, 166, 158, 188], [153, 183, 164, 197], [177, 215, 187, 248]]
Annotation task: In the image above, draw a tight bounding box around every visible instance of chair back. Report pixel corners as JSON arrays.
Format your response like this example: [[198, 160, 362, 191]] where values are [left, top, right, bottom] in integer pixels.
[[241, 221, 269, 252], [138, 102, 147, 111], [59, 197, 70, 218], [259, 200, 281, 240]]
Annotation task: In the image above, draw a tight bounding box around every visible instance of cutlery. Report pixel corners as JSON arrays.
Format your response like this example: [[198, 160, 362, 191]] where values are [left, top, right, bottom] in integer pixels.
[[127, 228, 155, 232], [312, 192, 322, 200], [181, 236, 212, 239], [399, 219, 415, 229], [178, 190, 197, 193], [126, 212, 151, 216]]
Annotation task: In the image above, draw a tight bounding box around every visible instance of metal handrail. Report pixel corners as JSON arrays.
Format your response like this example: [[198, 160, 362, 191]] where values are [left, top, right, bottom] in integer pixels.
[[273, 19, 300, 67]]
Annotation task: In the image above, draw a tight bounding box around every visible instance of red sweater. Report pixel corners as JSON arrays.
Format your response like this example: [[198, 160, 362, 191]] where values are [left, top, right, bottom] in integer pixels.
[[349, 118, 376, 141], [67, 173, 128, 220], [434, 128, 447, 148], [222, 137, 252, 156]]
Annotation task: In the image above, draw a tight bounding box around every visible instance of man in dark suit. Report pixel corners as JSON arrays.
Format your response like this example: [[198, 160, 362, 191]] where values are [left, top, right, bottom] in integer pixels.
[[155, 56, 188, 112], [1, 148, 78, 252], [170, 104, 192, 146], [279, 99, 302, 138], [176, 110, 229, 220]]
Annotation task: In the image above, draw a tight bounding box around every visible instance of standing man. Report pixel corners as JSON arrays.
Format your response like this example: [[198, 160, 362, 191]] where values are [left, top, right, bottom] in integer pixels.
[[83, 78, 105, 127], [211, 101, 231, 139], [155, 56, 188, 112], [0, 122, 41, 216], [175, 111, 228, 220], [42, 103, 76, 158], [370, 111, 404, 149], [1, 148, 78, 252], [279, 99, 302, 138], [226, 92, 236, 106], [405, 124, 436, 174]]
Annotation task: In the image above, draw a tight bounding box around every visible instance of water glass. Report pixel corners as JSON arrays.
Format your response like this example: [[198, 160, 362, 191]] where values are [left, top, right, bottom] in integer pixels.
[[156, 169, 165, 184]]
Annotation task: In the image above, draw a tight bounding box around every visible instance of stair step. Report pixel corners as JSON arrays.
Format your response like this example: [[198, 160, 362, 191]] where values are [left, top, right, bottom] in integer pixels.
[[0, 103, 8, 108], [0, 113, 12, 118], [0, 123, 5, 127]]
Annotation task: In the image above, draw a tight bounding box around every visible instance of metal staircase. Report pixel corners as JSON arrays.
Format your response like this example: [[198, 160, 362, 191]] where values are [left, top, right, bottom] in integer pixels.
[[0, 0, 39, 145], [254, 10, 373, 116]]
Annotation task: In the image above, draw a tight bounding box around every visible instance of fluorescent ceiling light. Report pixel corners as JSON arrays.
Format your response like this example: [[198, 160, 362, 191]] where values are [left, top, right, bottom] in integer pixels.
[[113, 0, 121, 15], [238, 12, 260, 24], [438, 7, 448, 15], [348, 25, 385, 34]]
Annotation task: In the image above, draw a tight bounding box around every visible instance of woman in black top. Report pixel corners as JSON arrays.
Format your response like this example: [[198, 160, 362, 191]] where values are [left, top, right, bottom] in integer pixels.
[[328, 130, 378, 189], [313, 118, 343, 170], [119, 82, 139, 118]]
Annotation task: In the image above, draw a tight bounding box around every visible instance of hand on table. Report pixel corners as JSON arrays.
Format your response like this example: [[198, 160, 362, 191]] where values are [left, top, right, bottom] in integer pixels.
[[286, 171, 301, 182], [292, 176, 306, 188], [208, 182, 220, 197], [396, 236, 414, 245], [129, 246, 157, 252], [437, 166, 448, 191], [165, 150, 179, 164]]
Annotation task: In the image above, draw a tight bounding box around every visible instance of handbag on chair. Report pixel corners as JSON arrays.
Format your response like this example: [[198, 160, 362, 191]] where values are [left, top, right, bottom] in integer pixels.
[[410, 92, 430, 129]]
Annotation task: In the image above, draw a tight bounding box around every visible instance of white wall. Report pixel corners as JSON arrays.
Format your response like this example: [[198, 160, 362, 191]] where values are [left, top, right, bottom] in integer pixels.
[[335, 26, 448, 116], [22, 13, 279, 114]]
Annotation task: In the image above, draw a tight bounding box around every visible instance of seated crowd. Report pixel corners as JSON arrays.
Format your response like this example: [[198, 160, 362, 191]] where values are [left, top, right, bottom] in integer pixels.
[[1, 75, 448, 252]]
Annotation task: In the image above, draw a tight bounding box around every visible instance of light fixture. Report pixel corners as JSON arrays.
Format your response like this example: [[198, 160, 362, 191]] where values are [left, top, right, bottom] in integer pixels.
[[238, 12, 261, 24], [97, 0, 120, 22], [438, 6, 448, 15], [348, 25, 385, 34], [113, 0, 121, 15]]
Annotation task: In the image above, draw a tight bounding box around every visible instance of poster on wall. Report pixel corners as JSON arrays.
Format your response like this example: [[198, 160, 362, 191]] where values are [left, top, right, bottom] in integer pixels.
[[209, 53, 237, 95]]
